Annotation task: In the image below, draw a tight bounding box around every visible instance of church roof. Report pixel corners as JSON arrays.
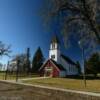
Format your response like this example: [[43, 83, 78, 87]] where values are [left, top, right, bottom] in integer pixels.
[[51, 35, 59, 44], [61, 54, 76, 65], [39, 59, 66, 71], [51, 59, 66, 71]]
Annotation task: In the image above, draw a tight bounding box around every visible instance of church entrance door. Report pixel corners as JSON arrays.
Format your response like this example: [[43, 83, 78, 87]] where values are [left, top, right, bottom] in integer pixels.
[[44, 67, 53, 77]]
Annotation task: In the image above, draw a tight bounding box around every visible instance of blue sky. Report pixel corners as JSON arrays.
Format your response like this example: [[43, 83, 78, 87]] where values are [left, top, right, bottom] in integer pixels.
[[0, 0, 85, 65]]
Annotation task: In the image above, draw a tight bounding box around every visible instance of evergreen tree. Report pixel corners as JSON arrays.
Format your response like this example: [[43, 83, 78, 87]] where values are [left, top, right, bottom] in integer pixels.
[[86, 52, 100, 77], [32, 47, 44, 73]]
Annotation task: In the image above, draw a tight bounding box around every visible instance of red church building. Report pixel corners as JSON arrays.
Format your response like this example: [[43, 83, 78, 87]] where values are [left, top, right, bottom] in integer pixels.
[[39, 35, 78, 77], [39, 59, 66, 77]]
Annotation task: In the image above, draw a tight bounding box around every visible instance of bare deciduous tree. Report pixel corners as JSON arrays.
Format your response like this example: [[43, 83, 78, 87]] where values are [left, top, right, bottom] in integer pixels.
[[41, 0, 100, 47], [0, 41, 11, 57]]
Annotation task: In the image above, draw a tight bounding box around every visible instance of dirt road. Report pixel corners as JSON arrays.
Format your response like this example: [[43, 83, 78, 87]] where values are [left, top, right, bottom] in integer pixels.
[[0, 82, 52, 100]]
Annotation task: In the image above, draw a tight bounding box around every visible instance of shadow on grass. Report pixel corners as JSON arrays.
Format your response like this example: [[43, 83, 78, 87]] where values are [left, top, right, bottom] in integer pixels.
[[65, 75, 100, 80]]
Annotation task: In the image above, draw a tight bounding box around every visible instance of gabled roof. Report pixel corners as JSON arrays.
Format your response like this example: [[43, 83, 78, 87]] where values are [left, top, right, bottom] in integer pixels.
[[39, 59, 66, 71], [61, 54, 76, 65], [51, 35, 59, 44], [51, 59, 66, 71]]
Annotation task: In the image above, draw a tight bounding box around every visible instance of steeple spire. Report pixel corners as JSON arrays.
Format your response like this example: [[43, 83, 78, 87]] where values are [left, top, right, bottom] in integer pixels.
[[51, 35, 59, 44]]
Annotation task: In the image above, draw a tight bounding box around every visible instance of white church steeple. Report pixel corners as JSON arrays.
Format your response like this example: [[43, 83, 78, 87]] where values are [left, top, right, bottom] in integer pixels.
[[49, 35, 60, 63]]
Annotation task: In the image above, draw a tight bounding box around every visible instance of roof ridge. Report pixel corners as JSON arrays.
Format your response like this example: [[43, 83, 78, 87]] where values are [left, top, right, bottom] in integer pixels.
[[61, 54, 76, 65]]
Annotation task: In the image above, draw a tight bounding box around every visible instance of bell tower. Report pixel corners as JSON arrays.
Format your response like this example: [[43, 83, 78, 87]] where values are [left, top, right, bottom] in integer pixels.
[[49, 35, 60, 63]]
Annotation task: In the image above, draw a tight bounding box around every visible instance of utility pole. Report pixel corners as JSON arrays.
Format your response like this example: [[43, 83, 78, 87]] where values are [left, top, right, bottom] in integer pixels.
[[5, 61, 9, 80], [16, 57, 20, 82], [26, 48, 30, 75], [78, 41, 86, 87], [82, 47, 86, 87]]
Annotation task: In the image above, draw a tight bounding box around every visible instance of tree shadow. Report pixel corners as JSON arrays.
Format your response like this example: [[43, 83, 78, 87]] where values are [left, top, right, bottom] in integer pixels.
[[65, 75, 100, 80]]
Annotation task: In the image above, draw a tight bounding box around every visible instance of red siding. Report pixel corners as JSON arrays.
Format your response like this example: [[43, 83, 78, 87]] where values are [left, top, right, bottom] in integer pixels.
[[40, 60, 60, 77], [52, 67, 59, 77]]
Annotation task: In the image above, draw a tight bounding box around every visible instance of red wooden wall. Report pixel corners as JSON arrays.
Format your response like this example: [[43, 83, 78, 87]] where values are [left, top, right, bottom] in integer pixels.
[[40, 60, 60, 77]]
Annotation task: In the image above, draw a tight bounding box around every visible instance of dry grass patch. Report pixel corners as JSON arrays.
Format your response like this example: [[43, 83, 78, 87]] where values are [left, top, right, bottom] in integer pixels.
[[0, 72, 39, 80], [23, 78, 100, 93]]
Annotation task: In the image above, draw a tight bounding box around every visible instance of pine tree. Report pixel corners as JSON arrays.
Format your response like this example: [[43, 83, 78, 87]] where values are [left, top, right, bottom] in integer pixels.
[[32, 47, 45, 73], [86, 52, 100, 77]]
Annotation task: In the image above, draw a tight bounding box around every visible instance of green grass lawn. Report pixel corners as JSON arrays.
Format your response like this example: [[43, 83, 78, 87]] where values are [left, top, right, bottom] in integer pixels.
[[23, 78, 100, 93]]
